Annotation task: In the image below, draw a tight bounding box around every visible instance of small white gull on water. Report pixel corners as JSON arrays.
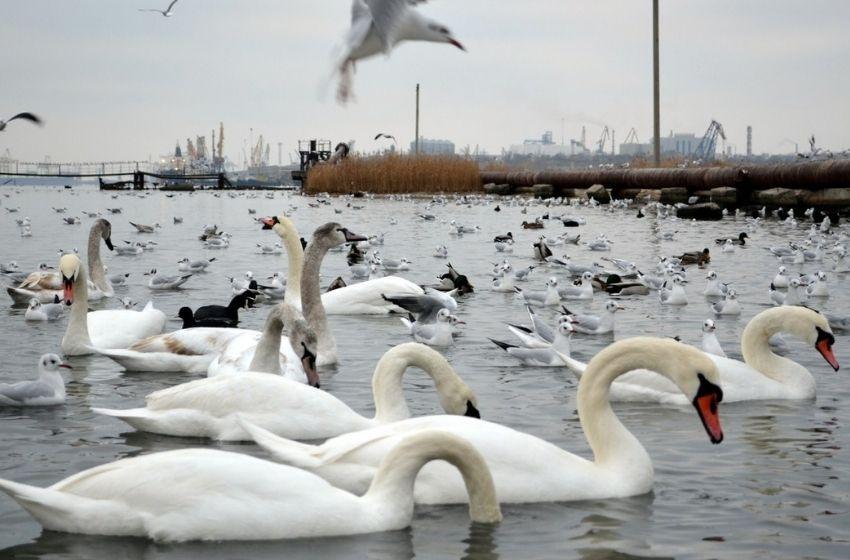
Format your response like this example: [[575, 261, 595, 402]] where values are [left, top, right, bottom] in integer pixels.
[[334, 0, 465, 103], [0, 354, 69, 406]]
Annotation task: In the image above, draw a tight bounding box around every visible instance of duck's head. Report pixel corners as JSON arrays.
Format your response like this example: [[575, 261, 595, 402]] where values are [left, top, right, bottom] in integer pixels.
[[59, 253, 82, 305]]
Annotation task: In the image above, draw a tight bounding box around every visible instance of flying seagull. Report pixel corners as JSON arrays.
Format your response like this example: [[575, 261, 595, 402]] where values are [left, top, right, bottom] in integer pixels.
[[0, 113, 42, 132], [139, 0, 179, 17], [374, 133, 397, 143], [334, 0, 465, 103]]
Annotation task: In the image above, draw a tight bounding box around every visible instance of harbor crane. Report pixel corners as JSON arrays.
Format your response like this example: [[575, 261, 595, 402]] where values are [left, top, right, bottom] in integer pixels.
[[693, 120, 726, 161], [596, 126, 611, 155]]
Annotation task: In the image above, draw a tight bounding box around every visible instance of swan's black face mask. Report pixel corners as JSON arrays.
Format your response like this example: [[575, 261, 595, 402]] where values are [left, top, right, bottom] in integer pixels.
[[301, 343, 319, 389], [261, 216, 280, 230], [692, 373, 723, 444], [815, 327, 839, 371], [464, 400, 480, 419]]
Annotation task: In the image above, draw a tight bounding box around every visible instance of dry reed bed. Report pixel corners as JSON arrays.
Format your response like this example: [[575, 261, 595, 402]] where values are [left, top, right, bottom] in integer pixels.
[[305, 155, 482, 194]]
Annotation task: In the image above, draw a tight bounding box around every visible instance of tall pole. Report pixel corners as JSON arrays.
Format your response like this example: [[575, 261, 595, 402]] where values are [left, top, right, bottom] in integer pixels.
[[414, 83, 420, 155], [652, 0, 661, 167]]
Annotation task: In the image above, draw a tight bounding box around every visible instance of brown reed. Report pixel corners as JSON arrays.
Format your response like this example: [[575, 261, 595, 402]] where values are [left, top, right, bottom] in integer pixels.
[[305, 154, 481, 194]]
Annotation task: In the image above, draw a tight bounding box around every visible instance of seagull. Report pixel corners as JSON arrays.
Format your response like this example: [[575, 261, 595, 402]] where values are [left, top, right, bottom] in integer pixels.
[[334, 0, 465, 103], [374, 132, 397, 143], [139, 0, 179, 17], [25, 298, 64, 322], [701, 319, 726, 357], [563, 300, 623, 335], [145, 269, 192, 290], [0, 112, 42, 132], [0, 354, 68, 406]]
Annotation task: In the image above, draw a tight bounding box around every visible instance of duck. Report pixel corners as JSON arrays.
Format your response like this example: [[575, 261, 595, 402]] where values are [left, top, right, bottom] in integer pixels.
[[715, 232, 748, 245], [522, 220, 544, 230], [0, 354, 69, 406], [701, 319, 726, 357], [191, 289, 257, 327], [677, 248, 711, 266], [493, 232, 513, 243], [96, 343, 478, 441], [560, 306, 838, 403], [490, 321, 574, 366], [240, 337, 723, 504], [59, 254, 166, 356], [0, 430, 500, 541], [564, 300, 623, 334], [7, 219, 114, 304], [205, 304, 319, 385]]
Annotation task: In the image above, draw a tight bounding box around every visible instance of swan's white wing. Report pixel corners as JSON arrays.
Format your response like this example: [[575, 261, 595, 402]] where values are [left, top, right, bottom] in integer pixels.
[[322, 276, 423, 314], [128, 327, 251, 354], [87, 306, 166, 350]]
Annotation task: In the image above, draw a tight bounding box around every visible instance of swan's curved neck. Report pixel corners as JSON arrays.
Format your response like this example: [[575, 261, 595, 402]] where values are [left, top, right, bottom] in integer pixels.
[[248, 312, 284, 374], [280, 232, 303, 308], [372, 346, 456, 423], [87, 226, 110, 295], [365, 431, 501, 524], [741, 310, 812, 388], [64, 266, 93, 349], [302, 241, 334, 359], [577, 348, 655, 474]]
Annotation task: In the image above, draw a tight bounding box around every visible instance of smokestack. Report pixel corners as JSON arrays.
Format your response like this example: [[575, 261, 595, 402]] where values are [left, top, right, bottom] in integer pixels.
[[746, 126, 752, 157]]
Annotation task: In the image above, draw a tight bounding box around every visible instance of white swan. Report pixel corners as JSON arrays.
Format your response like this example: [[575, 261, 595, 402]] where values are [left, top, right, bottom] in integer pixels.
[[263, 214, 424, 315], [0, 430, 500, 541], [95, 342, 477, 441], [241, 337, 723, 504], [206, 303, 319, 385], [561, 306, 839, 403], [7, 219, 114, 304], [59, 254, 166, 356]]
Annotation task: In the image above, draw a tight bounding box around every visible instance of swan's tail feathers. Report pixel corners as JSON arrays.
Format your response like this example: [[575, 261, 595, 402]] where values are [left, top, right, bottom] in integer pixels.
[[488, 338, 516, 352], [93, 407, 149, 419], [237, 417, 323, 469]]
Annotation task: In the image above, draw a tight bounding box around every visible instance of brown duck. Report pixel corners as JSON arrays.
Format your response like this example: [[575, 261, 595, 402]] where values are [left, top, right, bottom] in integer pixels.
[[678, 248, 711, 265]]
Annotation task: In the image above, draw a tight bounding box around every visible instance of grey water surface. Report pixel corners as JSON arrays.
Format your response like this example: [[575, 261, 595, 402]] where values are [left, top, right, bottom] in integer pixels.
[[0, 184, 848, 559]]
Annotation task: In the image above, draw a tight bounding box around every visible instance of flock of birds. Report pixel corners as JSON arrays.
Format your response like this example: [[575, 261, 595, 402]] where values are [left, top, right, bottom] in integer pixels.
[[0, 186, 846, 543]]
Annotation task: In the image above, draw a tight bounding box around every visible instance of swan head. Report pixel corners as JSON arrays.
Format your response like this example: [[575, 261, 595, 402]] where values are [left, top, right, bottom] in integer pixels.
[[95, 218, 114, 251], [59, 253, 82, 305], [39, 353, 71, 375], [284, 311, 319, 388], [311, 222, 368, 249], [765, 307, 839, 371]]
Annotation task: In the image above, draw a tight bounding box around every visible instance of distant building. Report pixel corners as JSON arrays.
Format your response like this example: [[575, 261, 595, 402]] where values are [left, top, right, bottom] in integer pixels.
[[509, 130, 571, 157], [411, 137, 455, 155], [621, 132, 706, 157]]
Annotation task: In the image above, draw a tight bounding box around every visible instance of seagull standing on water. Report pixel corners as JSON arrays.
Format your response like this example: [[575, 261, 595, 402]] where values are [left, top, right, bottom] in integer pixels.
[[139, 0, 179, 17], [334, 0, 465, 103], [0, 112, 42, 132]]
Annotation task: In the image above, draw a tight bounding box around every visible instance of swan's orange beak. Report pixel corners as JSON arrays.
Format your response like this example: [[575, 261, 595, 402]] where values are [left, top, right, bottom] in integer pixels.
[[693, 374, 723, 444], [815, 328, 839, 371], [62, 275, 74, 305], [261, 217, 278, 230]]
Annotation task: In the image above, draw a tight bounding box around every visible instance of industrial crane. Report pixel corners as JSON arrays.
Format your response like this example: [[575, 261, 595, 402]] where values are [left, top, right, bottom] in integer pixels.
[[623, 127, 639, 144], [596, 126, 610, 155], [693, 120, 726, 161]]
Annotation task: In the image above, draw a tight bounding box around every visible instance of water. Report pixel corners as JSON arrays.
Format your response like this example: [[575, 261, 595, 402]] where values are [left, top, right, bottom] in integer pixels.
[[0, 184, 848, 559]]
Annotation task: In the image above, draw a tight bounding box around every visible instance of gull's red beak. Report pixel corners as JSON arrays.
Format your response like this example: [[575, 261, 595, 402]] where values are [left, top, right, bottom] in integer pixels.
[[59, 363, 73, 370], [449, 38, 465, 51]]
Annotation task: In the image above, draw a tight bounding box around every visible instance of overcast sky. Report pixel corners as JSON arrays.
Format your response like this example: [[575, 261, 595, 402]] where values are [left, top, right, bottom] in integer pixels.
[[2, 0, 849, 164]]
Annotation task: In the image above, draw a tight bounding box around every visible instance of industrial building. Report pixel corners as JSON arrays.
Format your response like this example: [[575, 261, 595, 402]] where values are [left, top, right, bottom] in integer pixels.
[[509, 131, 572, 157], [411, 138, 455, 155]]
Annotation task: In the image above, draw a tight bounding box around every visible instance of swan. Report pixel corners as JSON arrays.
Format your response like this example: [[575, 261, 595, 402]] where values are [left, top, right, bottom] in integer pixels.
[[206, 303, 319, 386], [96, 342, 477, 441], [7, 219, 114, 304], [59, 254, 166, 356], [240, 337, 723, 504], [0, 430, 500, 541], [560, 306, 838, 403], [263, 214, 424, 315]]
